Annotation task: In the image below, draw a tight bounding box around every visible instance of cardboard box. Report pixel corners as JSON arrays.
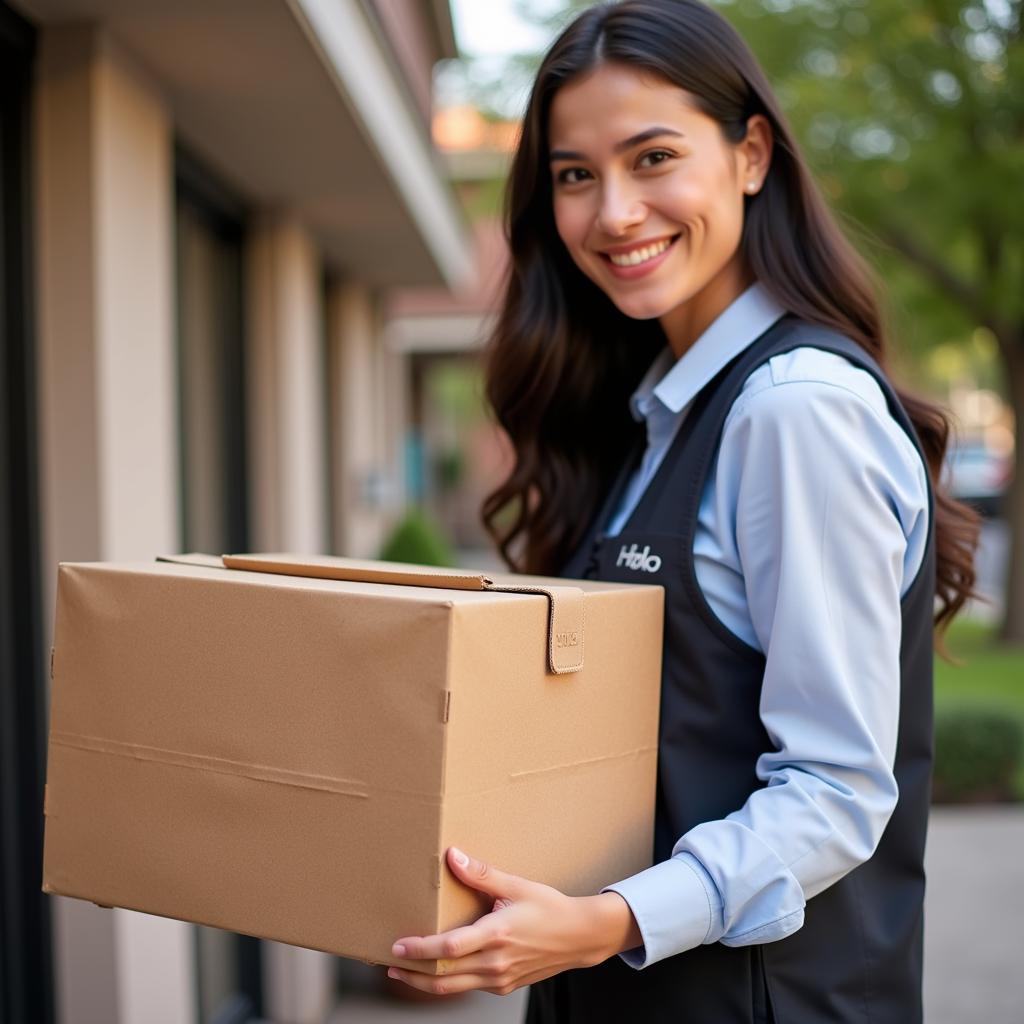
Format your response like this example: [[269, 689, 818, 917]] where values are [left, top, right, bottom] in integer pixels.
[[42, 552, 663, 972]]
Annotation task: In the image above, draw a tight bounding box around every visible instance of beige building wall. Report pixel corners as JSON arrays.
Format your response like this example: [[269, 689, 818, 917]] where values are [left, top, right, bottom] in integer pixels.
[[35, 36, 344, 1023], [381, 327, 410, 529], [247, 215, 330, 555], [34, 24, 195, 1024], [36, 27, 179, 573], [28, 3, 465, 1018], [327, 279, 405, 558]]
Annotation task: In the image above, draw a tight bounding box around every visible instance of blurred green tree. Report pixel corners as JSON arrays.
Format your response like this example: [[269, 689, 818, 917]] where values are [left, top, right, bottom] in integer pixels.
[[467, 0, 1024, 642], [709, 0, 1024, 643]]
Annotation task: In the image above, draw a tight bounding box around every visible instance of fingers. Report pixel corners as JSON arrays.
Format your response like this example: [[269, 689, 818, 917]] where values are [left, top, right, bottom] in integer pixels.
[[387, 966, 521, 998], [434, 946, 509, 978], [446, 846, 527, 900], [390, 848, 537, 993], [392, 920, 499, 962]]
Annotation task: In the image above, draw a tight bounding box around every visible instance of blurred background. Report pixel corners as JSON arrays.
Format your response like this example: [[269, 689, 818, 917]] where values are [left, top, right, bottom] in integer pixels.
[[1, 1, 1020, 1022]]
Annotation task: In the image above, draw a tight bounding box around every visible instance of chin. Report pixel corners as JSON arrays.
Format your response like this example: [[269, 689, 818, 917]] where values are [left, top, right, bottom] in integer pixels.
[[610, 293, 677, 322]]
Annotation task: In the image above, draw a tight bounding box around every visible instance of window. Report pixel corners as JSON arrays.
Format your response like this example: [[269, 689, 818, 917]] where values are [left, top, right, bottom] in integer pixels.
[[175, 147, 249, 555]]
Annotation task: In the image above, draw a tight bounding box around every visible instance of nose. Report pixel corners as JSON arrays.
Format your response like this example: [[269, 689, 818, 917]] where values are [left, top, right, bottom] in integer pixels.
[[596, 177, 645, 237]]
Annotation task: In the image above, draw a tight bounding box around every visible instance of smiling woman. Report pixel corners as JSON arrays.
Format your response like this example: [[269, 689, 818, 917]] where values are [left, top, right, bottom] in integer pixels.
[[386, 2, 981, 1022], [548, 66, 769, 332]]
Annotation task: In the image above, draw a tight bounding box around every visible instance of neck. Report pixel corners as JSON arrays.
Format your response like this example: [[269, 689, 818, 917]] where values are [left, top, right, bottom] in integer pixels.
[[660, 259, 754, 359]]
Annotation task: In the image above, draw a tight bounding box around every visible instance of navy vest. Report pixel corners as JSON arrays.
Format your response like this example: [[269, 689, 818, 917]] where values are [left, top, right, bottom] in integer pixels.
[[526, 316, 936, 1023]]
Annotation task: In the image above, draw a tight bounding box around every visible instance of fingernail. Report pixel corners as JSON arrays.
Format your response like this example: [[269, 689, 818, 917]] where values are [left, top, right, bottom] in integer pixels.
[[391, 943, 406, 956], [387, 968, 398, 979], [451, 847, 469, 868]]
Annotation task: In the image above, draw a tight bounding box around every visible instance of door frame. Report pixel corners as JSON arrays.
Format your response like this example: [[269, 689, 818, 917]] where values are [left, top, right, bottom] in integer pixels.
[[0, 3, 56, 1022]]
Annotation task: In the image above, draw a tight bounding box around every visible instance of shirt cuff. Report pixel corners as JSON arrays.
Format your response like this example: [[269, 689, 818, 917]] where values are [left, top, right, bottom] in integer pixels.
[[600, 853, 722, 969]]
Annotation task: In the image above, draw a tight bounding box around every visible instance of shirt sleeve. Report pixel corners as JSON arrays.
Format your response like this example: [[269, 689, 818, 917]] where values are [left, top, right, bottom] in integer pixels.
[[601, 371, 930, 969]]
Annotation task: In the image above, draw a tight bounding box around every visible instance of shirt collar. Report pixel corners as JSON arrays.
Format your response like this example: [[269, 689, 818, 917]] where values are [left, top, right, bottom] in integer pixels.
[[629, 281, 787, 421]]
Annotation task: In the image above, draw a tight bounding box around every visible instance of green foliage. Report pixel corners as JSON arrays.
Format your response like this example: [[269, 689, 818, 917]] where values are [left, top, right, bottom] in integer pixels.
[[378, 508, 456, 567], [435, 449, 465, 491], [707, 0, 1023, 369], [933, 703, 1024, 802], [936, 617, 1024, 702], [428, 361, 484, 421], [456, 176, 510, 221], [935, 617, 1024, 800]]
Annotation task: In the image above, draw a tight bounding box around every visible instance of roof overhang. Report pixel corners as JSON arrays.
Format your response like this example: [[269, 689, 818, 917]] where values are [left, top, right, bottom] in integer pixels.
[[15, 0, 472, 289], [386, 312, 493, 354]]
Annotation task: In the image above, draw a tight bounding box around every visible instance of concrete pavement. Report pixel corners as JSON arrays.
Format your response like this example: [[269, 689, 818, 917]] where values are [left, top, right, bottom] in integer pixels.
[[923, 806, 1024, 1024]]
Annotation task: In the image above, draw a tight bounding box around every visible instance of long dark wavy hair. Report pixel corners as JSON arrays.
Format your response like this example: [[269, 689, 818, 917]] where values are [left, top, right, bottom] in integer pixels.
[[481, 0, 979, 635]]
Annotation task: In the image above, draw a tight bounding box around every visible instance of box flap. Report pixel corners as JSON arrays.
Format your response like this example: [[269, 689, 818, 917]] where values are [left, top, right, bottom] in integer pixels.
[[222, 552, 493, 591], [157, 552, 224, 570], [158, 552, 585, 675]]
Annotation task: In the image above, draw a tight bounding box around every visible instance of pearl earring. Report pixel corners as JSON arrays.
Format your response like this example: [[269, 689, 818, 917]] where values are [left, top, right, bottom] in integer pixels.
[[746, 181, 758, 193]]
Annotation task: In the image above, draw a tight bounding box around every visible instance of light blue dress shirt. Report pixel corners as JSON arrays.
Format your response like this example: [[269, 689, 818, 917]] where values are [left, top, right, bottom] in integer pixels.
[[599, 282, 931, 969]]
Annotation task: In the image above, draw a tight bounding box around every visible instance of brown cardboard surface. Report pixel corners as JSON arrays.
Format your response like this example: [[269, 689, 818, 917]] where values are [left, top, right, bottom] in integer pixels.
[[216, 553, 588, 675], [42, 553, 663, 971]]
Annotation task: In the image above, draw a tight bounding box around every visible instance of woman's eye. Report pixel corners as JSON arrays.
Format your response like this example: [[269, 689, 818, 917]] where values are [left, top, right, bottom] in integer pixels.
[[637, 150, 674, 169], [555, 167, 592, 185]]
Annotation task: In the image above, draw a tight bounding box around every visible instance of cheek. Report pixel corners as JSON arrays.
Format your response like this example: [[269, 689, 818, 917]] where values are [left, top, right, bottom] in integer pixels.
[[714, 174, 746, 232], [552, 198, 602, 281], [552, 196, 588, 251], [710, 191, 746, 249], [664, 177, 734, 228]]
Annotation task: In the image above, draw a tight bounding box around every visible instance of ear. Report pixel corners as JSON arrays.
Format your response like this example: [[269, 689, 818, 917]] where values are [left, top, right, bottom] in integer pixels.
[[737, 114, 773, 196]]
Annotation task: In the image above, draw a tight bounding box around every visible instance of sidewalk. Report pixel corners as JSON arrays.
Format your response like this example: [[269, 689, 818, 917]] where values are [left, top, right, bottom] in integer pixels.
[[330, 806, 1024, 1023], [923, 805, 1024, 1024]]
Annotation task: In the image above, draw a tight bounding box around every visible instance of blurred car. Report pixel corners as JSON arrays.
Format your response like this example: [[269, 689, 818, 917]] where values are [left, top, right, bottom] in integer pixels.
[[942, 442, 1013, 518]]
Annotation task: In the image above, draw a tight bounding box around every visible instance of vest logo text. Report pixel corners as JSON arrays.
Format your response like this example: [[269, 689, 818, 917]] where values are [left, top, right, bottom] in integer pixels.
[[616, 543, 662, 573]]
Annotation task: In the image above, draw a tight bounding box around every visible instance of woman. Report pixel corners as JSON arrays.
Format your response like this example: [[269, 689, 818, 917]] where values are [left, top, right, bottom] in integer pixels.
[[387, 2, 979, 1020]]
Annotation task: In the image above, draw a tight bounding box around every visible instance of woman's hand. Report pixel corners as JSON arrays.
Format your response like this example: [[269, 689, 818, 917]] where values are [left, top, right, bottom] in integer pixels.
[[387, 846, 642, 997]]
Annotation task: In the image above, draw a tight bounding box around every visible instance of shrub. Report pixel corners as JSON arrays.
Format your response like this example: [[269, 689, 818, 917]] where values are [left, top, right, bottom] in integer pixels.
[[932, 703, 1024, 804], [378, 508, 455, 568]]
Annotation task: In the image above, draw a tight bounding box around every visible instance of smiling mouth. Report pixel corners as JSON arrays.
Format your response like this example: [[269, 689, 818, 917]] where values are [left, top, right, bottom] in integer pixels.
[[601, 234, 680, 267]]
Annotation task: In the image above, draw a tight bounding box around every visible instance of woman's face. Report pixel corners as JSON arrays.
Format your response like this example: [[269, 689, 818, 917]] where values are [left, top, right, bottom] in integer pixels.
[[548, 62, 771, 352]]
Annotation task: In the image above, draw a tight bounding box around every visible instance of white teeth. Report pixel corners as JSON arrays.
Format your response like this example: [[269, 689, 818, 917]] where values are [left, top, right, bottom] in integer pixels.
[[608, 237, 672, 267]]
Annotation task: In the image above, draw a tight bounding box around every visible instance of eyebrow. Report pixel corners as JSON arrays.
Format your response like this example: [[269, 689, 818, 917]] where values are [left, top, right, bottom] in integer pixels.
[[549, 126, 685, 162]]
